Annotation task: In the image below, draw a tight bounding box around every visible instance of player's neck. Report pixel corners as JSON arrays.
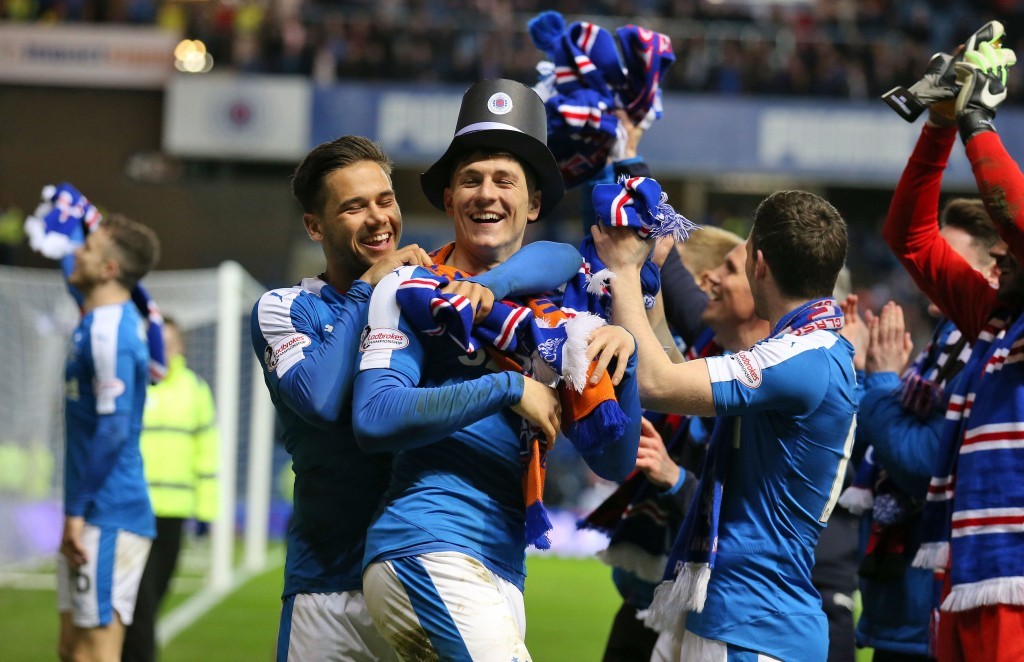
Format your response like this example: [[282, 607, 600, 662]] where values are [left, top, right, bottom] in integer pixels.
[[767, 295, 828, 332], [323, 263, 361, 293], [81, 281, 131, 313], [720, 319, 771, 352], [442, 242, 516, 276]]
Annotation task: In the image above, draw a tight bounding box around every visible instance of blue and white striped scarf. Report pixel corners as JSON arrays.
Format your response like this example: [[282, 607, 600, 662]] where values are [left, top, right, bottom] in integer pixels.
[[528, 11, 675, 188], [581, 175, 699, 318], [913, 309, 1024, 612]]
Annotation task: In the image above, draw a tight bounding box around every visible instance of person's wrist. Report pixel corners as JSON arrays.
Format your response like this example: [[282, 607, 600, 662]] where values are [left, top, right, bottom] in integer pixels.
[[606, 263, 643, 278], [658, 466, 685, 494]]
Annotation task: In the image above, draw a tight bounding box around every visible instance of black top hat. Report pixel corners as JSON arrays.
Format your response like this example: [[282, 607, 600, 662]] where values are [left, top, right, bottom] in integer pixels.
[[421, 79, 565, 220]]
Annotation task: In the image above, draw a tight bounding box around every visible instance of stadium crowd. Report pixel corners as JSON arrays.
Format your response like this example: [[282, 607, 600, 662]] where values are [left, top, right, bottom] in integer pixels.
[[4, 0, 1022, 97]]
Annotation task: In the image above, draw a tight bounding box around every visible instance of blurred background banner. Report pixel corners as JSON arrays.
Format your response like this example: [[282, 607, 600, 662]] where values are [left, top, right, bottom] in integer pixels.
[[0, 23, 179, 89], [164, 74, 311, 161], [342, 82, 1012, 186]]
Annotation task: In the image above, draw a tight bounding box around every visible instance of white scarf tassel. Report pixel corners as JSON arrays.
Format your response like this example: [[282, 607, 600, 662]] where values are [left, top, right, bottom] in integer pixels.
[[562, 311, 607, 392], [596, 544, 668, 584], [942, 576, 1024, 612], [911, 541, 949, 570], [837, 485, 874, 515], [642, 562, 711, 633], [587, 268, 615, 296]]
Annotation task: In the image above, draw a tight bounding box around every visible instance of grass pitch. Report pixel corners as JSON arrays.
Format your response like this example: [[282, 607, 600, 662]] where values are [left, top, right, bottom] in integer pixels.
[[0, 554, 619, 661]]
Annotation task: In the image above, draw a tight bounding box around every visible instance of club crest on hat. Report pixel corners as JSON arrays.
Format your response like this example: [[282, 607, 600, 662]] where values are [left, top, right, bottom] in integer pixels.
[[421, 78, 566, 220], [487, 93, 514, 115]]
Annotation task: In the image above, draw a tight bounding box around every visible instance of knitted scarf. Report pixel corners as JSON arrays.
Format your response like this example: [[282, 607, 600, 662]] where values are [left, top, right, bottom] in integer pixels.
[[912, 308, 1024, 612], [394, 243, 629, 549], [898, 319, 970, 421], [581, 175, 699, 318], [528, 11, 675, 188], [578, 329, 719, 583], [644, 298, 845, 634], [24, 183, 166, 383], [837, 319, 968, 580]]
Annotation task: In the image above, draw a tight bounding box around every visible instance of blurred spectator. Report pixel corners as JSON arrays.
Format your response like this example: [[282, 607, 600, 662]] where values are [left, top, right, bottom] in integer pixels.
[[4, 0, 1018, 98]]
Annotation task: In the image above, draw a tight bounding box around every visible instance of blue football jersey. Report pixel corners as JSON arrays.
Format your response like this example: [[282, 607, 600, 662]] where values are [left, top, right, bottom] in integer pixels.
[[64, 302, 155, 538], [252, 277, 393, 598], [354, 264, 640, 590], [685, 325, 857, 661]]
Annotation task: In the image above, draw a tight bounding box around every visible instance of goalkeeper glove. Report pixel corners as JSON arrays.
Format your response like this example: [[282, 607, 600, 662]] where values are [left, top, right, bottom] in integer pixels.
[[882, 52, 958, 122], [882, 21, 1006, 122], [955, 39, 1017, 141]]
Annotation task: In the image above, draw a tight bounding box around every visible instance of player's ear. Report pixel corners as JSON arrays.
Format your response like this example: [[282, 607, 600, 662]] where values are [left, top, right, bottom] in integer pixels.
[[527, 190, 541, 223], [754, 249, 769, 281], [303, 213, 323, 241], [443, 187, 455, 218], [103, 257, 121, 282]]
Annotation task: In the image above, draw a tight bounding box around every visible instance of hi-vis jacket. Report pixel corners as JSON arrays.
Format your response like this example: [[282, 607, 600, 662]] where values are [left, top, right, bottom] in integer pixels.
[[140, 354, 219, 521]]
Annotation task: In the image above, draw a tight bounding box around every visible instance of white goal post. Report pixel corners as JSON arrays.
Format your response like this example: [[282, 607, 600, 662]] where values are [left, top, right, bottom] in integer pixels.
[[0, 261, 274, 590]]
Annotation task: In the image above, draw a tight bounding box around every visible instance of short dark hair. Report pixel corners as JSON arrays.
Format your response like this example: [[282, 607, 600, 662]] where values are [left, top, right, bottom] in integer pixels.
[[101, 213, 160, 290], [940, 197, 1000, 252], [750, 190, 847, 299], [291, 135, 393, 214]]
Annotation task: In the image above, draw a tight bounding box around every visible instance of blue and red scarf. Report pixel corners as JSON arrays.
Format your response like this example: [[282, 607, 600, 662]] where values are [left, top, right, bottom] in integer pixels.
[[394, 243, 629, 549], [24, 183, 166, 383], [528, 11, 675, 188], [644, 298, 845, 634], [580, 175, 698, 318], [838, 319, 968, 581], [913, 309, 1024, 612]]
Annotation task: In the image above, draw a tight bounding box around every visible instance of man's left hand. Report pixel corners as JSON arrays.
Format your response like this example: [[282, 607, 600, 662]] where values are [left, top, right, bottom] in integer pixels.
[[61, 516, 87, 568], [585, 324, 635, 386], [442, 279, 495, 323]]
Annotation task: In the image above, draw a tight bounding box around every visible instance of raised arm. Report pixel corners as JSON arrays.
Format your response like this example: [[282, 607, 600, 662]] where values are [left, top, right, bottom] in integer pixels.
[[882, 122, 995, 340], [965, 131, 1024, 263], [591, 224, 717, 416], [659, 249, 710, 348]]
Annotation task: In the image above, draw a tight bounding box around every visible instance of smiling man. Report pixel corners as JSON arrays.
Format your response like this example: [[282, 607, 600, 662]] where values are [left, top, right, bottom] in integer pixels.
[[352, 79, 642, 661], [699, 242, 771, 354]]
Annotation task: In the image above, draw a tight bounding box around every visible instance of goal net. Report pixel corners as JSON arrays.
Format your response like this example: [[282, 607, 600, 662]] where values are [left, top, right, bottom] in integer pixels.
[[0, 262, 274, 589]]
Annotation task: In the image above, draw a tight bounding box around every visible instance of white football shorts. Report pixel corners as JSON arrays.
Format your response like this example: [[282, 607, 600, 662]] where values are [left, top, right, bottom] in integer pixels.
[[363, 550, 531, 662], [277, 589, 398, 661], [56, 524, 151, 628]]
